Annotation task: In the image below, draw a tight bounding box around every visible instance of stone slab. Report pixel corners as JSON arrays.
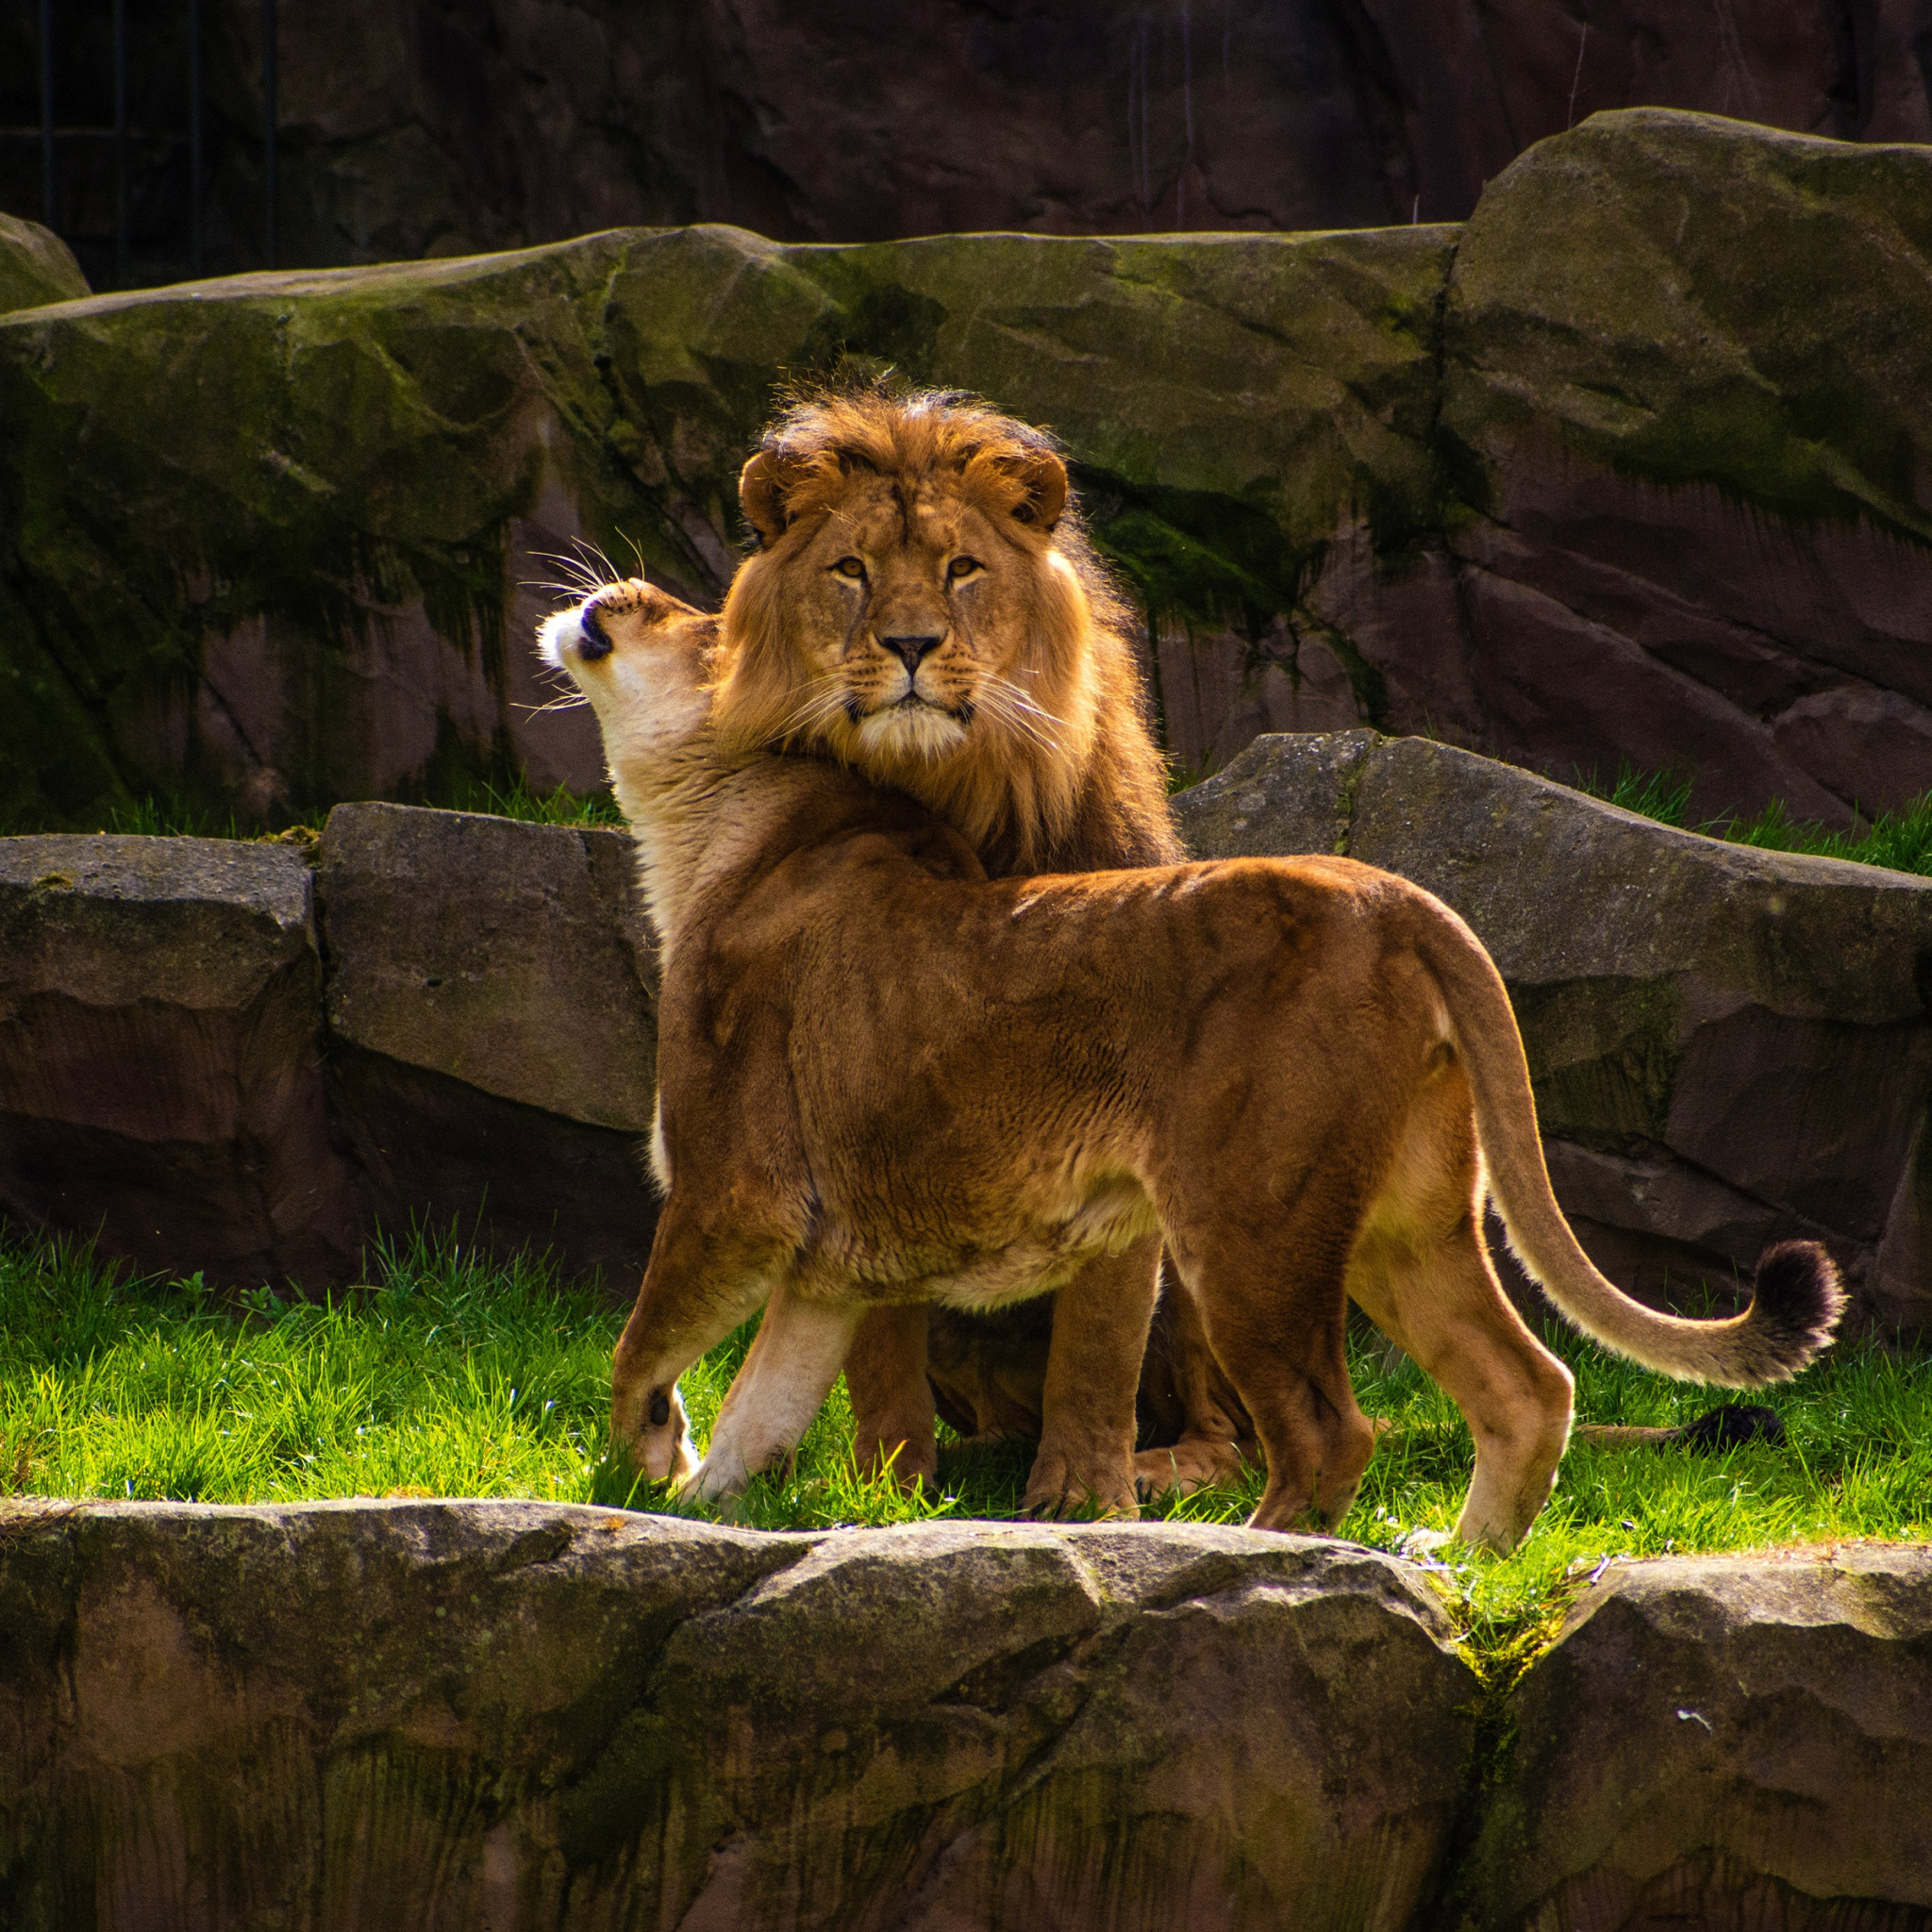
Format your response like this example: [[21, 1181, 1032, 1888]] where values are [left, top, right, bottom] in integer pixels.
[[0, 1503, 1476, 1932], [1461, 1544, 1932, 1930], [0, 835, 357, 1285], [1176, 733, 1932, 1333], [315, 803, 658, 1132]]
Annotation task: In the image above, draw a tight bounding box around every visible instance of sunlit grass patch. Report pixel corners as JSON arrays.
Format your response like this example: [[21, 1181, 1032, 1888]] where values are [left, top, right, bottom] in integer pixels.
[[1566, 758, 1932, 878], [3, 1228, 1926, 1668]]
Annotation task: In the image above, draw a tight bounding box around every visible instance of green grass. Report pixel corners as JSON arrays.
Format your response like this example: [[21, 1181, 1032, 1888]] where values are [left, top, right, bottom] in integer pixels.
[[441, 774, 625, 827], [1571, 759, 1932, 877], [95, 773, 621, 841], [3, 1228, 1925, 1669]]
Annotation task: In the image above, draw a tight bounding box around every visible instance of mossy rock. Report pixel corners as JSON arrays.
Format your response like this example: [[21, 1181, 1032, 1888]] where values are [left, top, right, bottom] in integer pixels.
[[0, 1503, 1474, 1929], [0, 224, 1449, 833], [6, 108, 1932, 832], [1456, 1545, 1932, 1925], [0, 214, 88, 318], [1443, 108, 1932, 542]]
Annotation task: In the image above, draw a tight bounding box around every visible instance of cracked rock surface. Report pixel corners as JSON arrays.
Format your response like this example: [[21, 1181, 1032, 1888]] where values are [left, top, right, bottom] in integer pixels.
[[1462, 1544, 1932, 1931], [0, 1502, 1474, 1932]]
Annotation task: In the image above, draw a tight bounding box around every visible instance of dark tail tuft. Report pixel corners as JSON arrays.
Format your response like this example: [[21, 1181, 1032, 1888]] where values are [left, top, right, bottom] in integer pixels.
[[1742, 1240, 1845, 1379], [1673, 1403, 1785, 1453]]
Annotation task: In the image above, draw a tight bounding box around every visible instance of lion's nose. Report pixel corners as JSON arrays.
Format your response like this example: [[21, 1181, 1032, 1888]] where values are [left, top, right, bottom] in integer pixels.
[[878, 634, 941, 675], [578, 607, 614, 661]]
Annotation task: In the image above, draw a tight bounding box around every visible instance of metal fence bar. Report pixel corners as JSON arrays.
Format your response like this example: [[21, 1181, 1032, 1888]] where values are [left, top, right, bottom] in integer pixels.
[[189, 0, 204, 275], [262, 0, 277, 270], [113, 0, 127, 285], [39, 0, 53, 226]]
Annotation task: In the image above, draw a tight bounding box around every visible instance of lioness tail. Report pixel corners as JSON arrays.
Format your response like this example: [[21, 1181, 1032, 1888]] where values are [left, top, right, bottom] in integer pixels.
[[1399, 886, 1843, 1386]]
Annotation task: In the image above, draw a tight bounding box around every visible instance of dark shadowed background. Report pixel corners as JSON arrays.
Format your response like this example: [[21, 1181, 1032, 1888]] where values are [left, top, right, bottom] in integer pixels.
[[8, 0, 1932, 291]]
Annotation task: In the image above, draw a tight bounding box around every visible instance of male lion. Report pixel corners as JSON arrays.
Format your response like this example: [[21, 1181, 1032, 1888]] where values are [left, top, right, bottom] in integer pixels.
[[711, 385, 1247, 1512], [540, 578, 1842, 1555]]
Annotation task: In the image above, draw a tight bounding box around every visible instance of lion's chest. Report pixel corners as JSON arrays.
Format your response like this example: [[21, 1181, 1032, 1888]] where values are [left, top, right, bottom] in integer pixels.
[[793, 1169, 1158, 1312]]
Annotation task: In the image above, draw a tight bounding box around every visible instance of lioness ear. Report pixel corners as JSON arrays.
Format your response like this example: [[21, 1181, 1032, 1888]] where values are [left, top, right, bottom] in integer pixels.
[[740, 451, 801, 549], [1006, 449, 1068, 532]]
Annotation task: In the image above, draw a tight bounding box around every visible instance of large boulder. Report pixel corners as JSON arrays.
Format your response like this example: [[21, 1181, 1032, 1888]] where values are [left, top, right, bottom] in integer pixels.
[[0, 809, 660, 1293], [0, 1503, 1476, 1931], [0, 214, 87, 317], [1460, 1544, 1932, 1929], [0, 834, 357, 1285], [0, 238, 635, 835], [11, 110, 1932, 838], [1176, 732, 1932, 1336], [1398, 108, 1932, 826], [315, 803, 659, 1291], [0, 215, 1443, 833]]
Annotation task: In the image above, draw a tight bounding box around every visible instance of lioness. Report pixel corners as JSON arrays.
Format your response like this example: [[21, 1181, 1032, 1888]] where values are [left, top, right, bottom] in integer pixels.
[[541, 578, 1842, 1555], [712, 385, 1252, 1513]]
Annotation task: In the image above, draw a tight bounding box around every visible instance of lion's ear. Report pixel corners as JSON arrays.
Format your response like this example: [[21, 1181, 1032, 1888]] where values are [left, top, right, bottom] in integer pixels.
[[1006, 449, 1068, 532], [740, 451, 802, 549]]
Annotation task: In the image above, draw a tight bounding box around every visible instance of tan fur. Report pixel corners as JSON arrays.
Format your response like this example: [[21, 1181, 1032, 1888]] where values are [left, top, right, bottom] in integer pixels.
[[712, 387, 1227, 1503], [542, 585, 1843, 1554]]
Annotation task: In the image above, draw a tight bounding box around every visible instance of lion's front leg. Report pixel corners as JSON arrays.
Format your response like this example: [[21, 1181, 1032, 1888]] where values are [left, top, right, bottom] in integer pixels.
[[1133, 1269, 1257, 1498], [1022, 1235, 1161, 1521], [843, 1303, 939, 1491], [690, 1285, 865, 1500]]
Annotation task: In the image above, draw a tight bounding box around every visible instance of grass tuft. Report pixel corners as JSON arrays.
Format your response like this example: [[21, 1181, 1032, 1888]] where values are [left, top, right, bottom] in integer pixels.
[[443, 774, 625, 827], [3, 1228, 1925, 1672], [1567, 760, 1932, 877], [93, 772, 622, 841]]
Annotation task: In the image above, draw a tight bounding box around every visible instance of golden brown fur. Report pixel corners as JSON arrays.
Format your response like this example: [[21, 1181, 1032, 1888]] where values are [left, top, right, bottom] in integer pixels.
[[713, 387, 1237, 1500], [541, 582, 1843, 1554], [715, 386, 1182, 878]]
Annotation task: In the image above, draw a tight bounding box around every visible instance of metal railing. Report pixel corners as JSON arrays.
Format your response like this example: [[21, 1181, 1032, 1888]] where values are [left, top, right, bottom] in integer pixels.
[[23, 0, 278, 283]]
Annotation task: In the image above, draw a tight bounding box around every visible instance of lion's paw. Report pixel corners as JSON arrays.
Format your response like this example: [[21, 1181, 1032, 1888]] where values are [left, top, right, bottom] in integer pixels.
[[1133, 1435, 1248, 1499], [1021, 1452, 1139, 1523]]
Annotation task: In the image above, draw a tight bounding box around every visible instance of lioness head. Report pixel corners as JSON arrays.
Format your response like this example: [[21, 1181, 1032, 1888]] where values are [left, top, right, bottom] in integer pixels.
[[712, 387, 1172, 874], [536, 576, 718, 815]]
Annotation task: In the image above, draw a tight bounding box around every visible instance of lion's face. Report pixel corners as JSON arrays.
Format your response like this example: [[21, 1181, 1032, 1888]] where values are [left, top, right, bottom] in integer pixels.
[[768, 469, 1062, 767]]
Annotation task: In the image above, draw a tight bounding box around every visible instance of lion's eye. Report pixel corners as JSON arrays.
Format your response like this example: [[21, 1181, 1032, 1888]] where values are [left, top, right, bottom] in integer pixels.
[[833, 557, 867, 579], [947, 556, 984, 581]]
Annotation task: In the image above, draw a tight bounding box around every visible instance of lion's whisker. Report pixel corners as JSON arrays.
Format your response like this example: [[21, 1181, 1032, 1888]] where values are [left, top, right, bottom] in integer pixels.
[[770, 675, 850, 742], [976, 678, 1064, 753]]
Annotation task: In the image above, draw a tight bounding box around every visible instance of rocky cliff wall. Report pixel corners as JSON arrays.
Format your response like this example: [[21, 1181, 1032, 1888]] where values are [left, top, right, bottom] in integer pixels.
[[4, 110, 1929, 840], [8, 0, 1932, 285]]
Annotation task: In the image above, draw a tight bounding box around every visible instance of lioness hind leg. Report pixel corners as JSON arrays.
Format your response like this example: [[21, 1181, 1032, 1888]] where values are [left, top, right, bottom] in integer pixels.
[[691, 1286, 866, 1502], [1175, 1224, 1376, 1535], [1351, 1225, 1574, 1556], [842, 1304, 939, 1491]]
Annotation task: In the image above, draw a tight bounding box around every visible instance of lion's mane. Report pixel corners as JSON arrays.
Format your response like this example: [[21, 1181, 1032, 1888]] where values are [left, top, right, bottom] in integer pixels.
[[709, 387, 1183, 877]]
